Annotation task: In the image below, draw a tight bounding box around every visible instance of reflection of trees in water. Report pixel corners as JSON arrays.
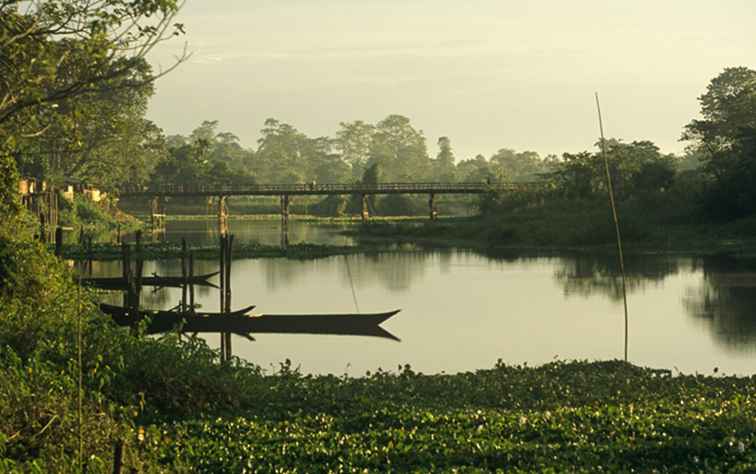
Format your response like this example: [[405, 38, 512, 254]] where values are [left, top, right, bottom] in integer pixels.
[[554, 255, 686, 301], [259, 253, 431, 293], [338, 253, 431, 292], [684, 257, 756, 353]]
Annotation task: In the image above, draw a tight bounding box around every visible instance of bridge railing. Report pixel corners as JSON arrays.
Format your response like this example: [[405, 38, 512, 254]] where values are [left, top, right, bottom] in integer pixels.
[[120, 182, 535, 196]]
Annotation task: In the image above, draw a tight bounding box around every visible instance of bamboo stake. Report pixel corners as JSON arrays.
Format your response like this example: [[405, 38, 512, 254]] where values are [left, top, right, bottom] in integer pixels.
[[595, 93, 629, 362], [225, 234, 234, 361], [219, 235, 226, 361], [188, 252, 195, 312], [77, 269, 83, 472], [181, 238, 187, 313]]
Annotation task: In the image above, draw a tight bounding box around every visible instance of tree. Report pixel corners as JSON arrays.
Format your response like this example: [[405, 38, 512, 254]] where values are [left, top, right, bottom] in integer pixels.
[[368, 115, 431, 181], [1, 0, 186, 206], [335, 121, 375, 180], [683, 67, 756, 218], [1, 1, 186, 130], [489, 149, 544, 182], [14, 63, 163, 190], [551, 140, 675, 200], [456, 154, 498, 183], [432, 137, 456, 182]]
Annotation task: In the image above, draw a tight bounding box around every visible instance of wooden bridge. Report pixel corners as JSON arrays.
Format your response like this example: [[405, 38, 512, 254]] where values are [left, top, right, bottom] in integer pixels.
[[119, 182, 523, 198], [120, 182, 534, 242]]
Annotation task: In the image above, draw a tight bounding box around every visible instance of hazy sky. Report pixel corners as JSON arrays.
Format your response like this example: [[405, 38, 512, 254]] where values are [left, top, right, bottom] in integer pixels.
[[147, 0, 755, 160]]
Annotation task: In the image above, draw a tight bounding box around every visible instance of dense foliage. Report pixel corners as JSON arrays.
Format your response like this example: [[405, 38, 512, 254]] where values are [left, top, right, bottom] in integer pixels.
[[683, 67, 756, 219], [2, 0, 185, 191]]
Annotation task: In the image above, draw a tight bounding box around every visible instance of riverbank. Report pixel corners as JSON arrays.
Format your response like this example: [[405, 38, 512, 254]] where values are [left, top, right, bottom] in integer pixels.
[[348, 213, 756, 259]]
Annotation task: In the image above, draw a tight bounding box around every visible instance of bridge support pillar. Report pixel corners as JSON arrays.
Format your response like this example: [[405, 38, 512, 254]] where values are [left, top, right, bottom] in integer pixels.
[[280, 194, 290, 249], [217, 196, 229, 236], [361, 194, 369, 223], [150, 196, 166, 236], [429, 193, 438, 221]]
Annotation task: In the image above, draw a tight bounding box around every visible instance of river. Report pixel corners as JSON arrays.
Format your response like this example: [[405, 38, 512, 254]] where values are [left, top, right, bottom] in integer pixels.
[[92, 220, 756, 376]]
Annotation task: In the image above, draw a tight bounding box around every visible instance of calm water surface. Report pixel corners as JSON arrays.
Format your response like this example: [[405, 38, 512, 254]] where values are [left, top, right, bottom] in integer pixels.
[[96, 221, 756, 376]]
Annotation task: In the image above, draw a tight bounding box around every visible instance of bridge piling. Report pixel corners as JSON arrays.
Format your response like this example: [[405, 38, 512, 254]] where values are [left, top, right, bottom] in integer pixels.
[[429, 193, 438, 221], [150, 197, 166, 235], [217, 196, 229, 236], [361, 194, 369, 223]]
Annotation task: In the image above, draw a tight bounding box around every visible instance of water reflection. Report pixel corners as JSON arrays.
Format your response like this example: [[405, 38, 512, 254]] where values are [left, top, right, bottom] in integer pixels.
[[152, 220, 356, 247], [554, 255, 688, 301], [82, 221, 756, 374], [683, 257, 756, 354]]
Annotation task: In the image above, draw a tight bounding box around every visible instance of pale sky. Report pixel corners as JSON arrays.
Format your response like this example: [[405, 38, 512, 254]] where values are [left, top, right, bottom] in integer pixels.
[[147, 0, 756, 160]]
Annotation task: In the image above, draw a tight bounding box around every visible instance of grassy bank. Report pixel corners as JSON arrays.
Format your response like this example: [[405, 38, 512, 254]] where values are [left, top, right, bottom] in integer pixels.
[[350, 201, 756, 258], [59, 197, 142, 243]]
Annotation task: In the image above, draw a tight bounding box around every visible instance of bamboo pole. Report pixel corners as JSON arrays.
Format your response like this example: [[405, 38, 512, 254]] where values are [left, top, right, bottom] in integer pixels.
[[219, 234, 226, 360], [225, 234, 234, 361], [188, 252, 195, 312], [595, 93, 629, 362]]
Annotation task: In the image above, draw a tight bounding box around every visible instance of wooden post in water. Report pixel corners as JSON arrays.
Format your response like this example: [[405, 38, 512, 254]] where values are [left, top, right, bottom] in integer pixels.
[[181, 238, 188, 313], [218, 196, 229, 236], [429, 193, 437, 221], [188, 252, 195, 312], [86, 235, 93, 276], [219, 234, 226, 360], [224, 234, 234, 361], [121, 243, 132, 312], [134, 231, 143, 308]]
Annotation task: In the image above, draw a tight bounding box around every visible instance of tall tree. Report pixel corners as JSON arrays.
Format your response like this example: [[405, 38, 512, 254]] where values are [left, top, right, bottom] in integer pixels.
[[683, 67, 756, 218], [489, 149, 543, 182], [1, 0, 186, 203], [1, 0, 186, 131], [335, 121, 375, 180], [368, 115, 430, 181], [433, 136, 456, 182]]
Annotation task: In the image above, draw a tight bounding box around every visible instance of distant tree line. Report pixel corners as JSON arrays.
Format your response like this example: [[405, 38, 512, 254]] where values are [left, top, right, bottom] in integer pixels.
[[9, 56, 756, 221]]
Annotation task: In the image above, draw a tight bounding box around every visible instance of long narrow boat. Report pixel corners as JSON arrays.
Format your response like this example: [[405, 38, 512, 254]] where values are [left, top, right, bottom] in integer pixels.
[[100, 302, 256, 322], [99, 303, 400, 341], [83, 271, 220, 290]]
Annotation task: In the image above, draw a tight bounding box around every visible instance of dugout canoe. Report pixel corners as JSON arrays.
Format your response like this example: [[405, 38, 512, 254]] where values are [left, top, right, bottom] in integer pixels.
[[99, 303, 400, 341]]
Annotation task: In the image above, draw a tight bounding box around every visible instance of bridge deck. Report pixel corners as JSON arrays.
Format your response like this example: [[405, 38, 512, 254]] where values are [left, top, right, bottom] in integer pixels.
[[120, 182, 531, 197]]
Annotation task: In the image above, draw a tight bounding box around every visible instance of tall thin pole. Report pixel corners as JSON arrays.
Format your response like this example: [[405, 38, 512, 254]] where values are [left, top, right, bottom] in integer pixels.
[[595, 93, 629, 362], [76, 271, 83, 471]]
